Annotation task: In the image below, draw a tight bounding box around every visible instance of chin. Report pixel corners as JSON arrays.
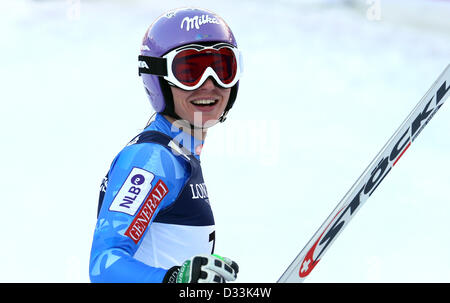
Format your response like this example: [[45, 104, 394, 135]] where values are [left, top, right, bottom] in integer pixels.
[[191, 117, 219, 129], [187, 111, 221, 128]]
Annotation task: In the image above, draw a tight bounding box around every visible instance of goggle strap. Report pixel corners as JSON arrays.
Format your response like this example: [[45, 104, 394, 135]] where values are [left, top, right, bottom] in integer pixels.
[[138, 55, 168, 77]]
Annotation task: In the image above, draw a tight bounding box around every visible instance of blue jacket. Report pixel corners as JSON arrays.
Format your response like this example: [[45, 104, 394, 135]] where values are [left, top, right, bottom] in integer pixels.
[[89, 114, 215, 282]]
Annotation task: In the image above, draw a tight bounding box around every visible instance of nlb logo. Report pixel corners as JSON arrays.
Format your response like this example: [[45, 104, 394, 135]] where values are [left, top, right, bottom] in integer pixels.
[[109, 167, 155, 216]]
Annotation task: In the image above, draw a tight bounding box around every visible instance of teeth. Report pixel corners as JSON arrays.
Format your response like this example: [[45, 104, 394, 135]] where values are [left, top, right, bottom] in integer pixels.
[[191, 99, 217, 105]]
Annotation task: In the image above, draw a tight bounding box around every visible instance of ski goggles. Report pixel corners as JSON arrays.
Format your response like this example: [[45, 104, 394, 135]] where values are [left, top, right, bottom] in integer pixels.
[[138, 43, 242, 91]]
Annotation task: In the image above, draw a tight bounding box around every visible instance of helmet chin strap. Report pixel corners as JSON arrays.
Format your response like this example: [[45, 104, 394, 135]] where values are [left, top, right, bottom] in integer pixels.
[[218, 110, 229, 123]]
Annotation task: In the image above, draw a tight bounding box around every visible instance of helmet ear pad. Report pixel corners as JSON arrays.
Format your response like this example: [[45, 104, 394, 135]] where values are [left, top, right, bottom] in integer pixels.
[[142, 73, 166, 113]]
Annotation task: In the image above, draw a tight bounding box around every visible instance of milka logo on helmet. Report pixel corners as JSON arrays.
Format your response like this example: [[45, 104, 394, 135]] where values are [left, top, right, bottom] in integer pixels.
[[181, 15, 220, 31]]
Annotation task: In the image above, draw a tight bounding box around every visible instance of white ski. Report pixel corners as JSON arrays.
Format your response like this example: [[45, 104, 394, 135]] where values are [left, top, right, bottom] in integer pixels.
[[278, 64, 450, 283]]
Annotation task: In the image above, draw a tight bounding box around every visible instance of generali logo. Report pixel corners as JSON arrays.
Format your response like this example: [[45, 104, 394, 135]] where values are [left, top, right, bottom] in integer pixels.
[[125, 179, 169, 244], [180, 14, 220, 31]]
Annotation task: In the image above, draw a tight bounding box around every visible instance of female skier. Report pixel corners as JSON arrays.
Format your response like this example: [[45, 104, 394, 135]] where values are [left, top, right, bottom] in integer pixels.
[[89, 7, 242, 283]]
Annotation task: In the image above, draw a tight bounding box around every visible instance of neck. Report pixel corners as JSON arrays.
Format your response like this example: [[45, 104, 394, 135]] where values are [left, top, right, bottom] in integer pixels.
[[164, 115, 208, 141]]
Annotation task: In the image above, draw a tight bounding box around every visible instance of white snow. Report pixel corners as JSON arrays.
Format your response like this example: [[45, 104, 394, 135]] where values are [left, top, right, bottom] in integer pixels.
[[0, 0, 449, 282]]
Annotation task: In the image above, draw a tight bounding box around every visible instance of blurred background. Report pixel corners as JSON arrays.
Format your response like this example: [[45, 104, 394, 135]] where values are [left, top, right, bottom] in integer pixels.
[[0, 0, 449, 282]]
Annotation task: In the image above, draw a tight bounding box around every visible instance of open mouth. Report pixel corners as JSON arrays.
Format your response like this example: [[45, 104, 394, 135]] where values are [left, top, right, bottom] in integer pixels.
[[190, 99, 219, 107]]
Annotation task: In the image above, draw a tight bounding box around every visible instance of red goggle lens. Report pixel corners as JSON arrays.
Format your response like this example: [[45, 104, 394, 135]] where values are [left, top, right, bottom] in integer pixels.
[[172, 47, 237, 87]]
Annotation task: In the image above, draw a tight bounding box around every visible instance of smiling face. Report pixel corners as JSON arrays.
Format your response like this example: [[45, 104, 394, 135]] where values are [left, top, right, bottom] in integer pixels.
[[169, 78, 231, 128]]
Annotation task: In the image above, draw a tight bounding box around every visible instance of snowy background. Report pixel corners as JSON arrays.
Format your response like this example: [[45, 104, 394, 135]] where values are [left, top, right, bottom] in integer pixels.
[[1, 0, 449, 282]]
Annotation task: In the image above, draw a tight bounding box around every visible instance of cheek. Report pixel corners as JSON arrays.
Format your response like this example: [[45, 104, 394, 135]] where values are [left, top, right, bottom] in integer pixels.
[[171, 87, 189, 108]]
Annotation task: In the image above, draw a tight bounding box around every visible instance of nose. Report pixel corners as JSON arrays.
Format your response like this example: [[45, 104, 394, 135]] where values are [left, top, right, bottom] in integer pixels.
[[198, 77, 216, 90]]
